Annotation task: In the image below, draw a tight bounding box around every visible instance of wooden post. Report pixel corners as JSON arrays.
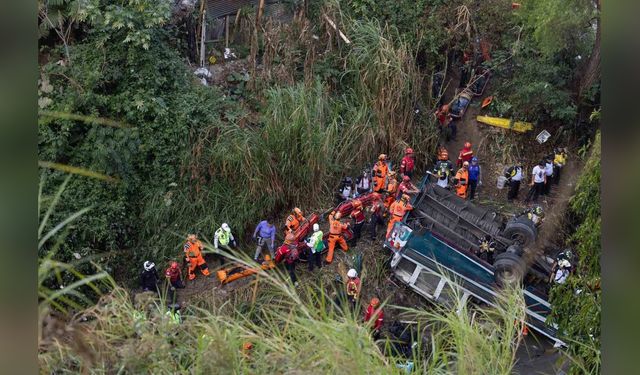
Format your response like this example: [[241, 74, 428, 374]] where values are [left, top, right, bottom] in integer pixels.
[[195, 0, 206, 61], [257, 0, 265, 25], [199, 10, 206, 67], [225, 15, 230, 49]]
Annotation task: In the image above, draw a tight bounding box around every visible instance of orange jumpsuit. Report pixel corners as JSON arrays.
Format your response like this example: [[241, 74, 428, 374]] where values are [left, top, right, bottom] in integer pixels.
[[384, 179, 398, 208], [455, 168, 469, 198], [285, 214, 300, 234], [184, 240, 210, 280], [373, 161, 389, 180], [373, 172, 386, 193], [326, 213, 349, 263], [386, 200, 413, 237]]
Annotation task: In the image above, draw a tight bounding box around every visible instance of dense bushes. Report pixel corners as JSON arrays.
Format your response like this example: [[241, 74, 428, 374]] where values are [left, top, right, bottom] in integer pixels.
[[549, 131, 601, 374]]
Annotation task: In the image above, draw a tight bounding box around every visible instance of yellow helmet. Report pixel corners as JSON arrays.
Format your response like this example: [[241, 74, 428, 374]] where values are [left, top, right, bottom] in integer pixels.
[[293, 207, 303, 216], [378, 154, 387, 161], [401, 194, 410, 202], [187, 234, 197, 242]]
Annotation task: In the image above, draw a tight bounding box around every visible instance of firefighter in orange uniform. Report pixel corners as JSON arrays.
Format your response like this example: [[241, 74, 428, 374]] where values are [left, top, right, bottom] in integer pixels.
[[326, 211, 349, 264], [386, 194, 413, 237], [454, 161, 470, 198], [183, 234, 210, 281], [285, 207, 305, 234], [373, 154, 389, 179], [384, 171, 398, 208]]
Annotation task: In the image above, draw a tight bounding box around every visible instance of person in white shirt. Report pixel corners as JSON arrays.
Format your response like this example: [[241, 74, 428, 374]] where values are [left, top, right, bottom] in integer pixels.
[[543, 155, 554, 196], [505, 163, 523, 201], [526, 160, 546, 203]]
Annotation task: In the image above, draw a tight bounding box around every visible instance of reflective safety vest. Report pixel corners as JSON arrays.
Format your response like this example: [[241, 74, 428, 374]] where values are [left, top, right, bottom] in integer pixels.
[[215, 228, 230, 246], [346, 277, 360, 297], [308, 230, 324, 253], [286, 214, 300, 231], [478, 240, 495, 253]]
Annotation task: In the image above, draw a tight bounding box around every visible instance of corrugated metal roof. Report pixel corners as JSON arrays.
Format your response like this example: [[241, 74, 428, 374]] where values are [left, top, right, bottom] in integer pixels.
[[205, 0, 280, 20]]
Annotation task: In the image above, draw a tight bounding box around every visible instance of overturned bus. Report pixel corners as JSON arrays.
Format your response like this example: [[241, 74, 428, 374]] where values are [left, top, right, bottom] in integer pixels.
[[384, 176, 564, 346]]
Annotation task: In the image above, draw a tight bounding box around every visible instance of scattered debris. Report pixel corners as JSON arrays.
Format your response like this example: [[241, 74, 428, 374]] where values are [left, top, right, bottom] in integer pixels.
[[536, 130, 551, 144]]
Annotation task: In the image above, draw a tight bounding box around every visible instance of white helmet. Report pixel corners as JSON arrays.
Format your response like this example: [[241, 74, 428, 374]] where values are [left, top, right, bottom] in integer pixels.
[[221, 223, 230, 232], [313, 223, 320, 232], [558, 259, 571, 269], [347, 269, 357, 278], [143, 261, 155, 271]]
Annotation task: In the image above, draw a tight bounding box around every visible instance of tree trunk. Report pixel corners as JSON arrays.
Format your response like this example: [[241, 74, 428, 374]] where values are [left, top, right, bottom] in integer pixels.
[[577, 0, 600, 100]]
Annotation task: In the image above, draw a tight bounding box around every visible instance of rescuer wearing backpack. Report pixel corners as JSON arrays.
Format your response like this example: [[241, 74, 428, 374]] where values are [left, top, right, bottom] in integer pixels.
[[305, 223, 324, 272]]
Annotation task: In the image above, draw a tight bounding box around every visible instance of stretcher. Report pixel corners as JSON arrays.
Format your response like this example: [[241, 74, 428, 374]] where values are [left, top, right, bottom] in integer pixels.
[[476, 115, 534, 133], [216, 255, 276, 284]]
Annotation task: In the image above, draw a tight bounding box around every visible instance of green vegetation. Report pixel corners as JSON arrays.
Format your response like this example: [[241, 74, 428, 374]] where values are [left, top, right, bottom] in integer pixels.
[[549, 131, 601, 374], [38, 0, 600, 373]]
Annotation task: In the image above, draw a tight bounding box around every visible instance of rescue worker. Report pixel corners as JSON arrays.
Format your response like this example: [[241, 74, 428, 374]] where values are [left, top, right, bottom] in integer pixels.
[[387, 194, 413, 237], [526, 160, 546, 203], [184, 234, 211, 281], [399, 147, 416, 179], [454, 161, 469, 199], [285, 208, 306, 234], [553, 148, 567, 185], [165, 261, 185, 289], [467, 156, 482, 200], [551, 259, 571, 284], [364, 297, 384, 340], [355, 169, 371, 196], [543, 155, 554, 196], [326, 211, 349, 264], [372, 169, 386, 193], [305, 223, 324, 271], [345, 268, 361, 309], [436, 144, 449, 163], [384, 171, 399, 208], [368, 193, 386, 240], [505, 163, 524, 201], [476, 235, 496, 264], [140, 261, 159, 293], [434, 159, 452, 189], [397, 175, 419, 199], [456, 142, 473, 168], [521, 205, 544, 226], [350, 200, 366, 245], [435, 104, 450, 126], [253, 218, 276, 262], [214, 223, 236, 266], [373, 154, 389, 179], [281, 233, 300, 286]]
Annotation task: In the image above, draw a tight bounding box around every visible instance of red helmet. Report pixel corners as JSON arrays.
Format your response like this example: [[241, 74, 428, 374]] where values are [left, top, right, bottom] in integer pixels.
[[170, 261, 178, 269], [353, 200, 362, 209], [464, 142, 471, 149], [370, 297, 380, 307], [403, 175, 410, 182], [405, 147, 414, 155]]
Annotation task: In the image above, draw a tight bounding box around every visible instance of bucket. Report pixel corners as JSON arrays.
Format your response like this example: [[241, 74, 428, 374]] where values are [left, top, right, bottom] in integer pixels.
[[497, 176, 508, 190]]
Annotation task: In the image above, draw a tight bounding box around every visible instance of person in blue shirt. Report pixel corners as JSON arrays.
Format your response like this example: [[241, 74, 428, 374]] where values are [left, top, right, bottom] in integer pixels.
[[467, 156, 482, 200], [253, 218, 276, 262]]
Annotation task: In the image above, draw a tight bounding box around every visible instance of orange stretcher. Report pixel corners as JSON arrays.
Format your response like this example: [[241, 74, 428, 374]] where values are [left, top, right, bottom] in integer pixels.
[[216, 255, 276, 284]]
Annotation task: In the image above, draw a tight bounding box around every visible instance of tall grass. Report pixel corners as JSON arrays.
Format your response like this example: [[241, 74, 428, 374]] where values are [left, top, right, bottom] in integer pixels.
[[139, 15, 439, 265], [39, 253, 528, 374]]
